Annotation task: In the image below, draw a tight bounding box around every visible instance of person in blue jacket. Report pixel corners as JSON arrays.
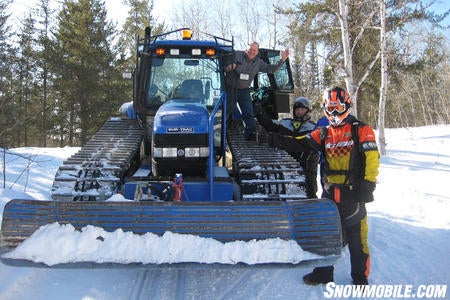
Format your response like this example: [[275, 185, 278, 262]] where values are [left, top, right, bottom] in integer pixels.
[[254, 97, 319, 198]]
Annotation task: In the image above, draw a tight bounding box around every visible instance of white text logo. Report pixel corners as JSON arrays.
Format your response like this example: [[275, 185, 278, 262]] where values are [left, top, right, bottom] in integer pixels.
[[323, 282, 447, 299]]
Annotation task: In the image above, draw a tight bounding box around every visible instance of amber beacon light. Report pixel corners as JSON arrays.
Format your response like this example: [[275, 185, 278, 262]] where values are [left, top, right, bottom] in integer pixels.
[[182, 29, 192, 40]]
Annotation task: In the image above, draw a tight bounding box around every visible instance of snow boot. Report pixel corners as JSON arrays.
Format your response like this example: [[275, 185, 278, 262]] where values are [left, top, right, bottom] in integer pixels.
[[352, 276, 369, 285], [303, 266, 334, 285]]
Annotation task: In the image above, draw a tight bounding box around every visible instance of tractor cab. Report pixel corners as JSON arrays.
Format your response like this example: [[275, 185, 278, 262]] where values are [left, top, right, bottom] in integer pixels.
[[132, 28, 233, 181]]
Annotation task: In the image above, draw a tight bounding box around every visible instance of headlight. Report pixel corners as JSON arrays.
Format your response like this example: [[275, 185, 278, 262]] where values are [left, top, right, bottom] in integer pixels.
[[154, 147, 209, 158], [163, 148, 178, 157], [185, 147, 209, 157], [170, 49, 180, 55], [199, 147, 209, 157], [153, 147, 177, 158], [185, 147, 199, 157]]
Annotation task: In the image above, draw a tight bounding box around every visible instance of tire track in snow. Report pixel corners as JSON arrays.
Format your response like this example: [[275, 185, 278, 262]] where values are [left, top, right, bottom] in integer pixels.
[[167, 269, 187, 299], [128, 268, 189, 299], [213, 269, 255, 299], [128, 270, 158, 299], [152, 269, 187, 299]]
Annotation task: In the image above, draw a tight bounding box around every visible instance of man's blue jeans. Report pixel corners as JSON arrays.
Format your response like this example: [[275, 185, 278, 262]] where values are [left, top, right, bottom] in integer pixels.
[[227, 86, 256, 137]]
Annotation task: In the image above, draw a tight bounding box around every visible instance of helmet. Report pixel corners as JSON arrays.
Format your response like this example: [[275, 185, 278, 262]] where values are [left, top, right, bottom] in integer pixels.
[[292, 97, 312, 121], [322, 86, 352, 126]]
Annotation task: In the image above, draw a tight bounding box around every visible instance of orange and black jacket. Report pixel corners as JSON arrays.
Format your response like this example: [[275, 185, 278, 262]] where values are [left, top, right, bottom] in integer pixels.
[[309, 115, 379, 187], [306, 115, 380, 226]]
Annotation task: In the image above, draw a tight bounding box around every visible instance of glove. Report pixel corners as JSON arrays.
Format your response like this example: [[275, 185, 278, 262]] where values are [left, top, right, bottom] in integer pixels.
[[253, 100, 263, 116], [304, 151, 320, 172], [269, 134, 300, 151], [267, 132, 281, 148], [357, 180, 376, 203], [223, 52, 235, 67]]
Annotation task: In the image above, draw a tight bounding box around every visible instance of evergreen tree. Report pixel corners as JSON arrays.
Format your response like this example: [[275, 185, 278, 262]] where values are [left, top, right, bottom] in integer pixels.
[[35, 0, 56, 146], [53, 0, 120, 146], [280, 1, 343, 108], [118, 0, 164, 64], [0, 0, 15, 148], [14, 14, 40, 146], [116, 0, 165, 101]]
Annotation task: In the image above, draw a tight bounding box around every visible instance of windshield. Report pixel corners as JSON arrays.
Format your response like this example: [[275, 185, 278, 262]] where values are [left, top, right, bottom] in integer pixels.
[[145, 56, 222, 108]]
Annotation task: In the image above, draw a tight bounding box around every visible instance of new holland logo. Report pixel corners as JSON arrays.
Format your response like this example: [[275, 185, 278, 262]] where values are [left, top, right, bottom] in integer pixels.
[[167, 127, 194, 133]]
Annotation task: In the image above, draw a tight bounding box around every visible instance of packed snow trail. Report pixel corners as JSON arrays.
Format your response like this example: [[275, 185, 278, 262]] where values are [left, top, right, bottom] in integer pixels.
[[0, 125, 449, 299]]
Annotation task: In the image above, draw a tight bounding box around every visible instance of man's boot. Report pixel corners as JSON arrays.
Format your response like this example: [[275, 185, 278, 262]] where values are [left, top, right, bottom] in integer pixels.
[[303, 266, 334, 285], [352, 275, 369, 285]]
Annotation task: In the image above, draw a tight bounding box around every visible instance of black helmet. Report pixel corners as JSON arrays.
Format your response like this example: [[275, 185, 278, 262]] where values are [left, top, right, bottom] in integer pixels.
[[293, 97, 312, 121]]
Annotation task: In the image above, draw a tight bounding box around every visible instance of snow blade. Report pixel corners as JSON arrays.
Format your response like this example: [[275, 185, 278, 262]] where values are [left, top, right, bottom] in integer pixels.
[[1, 199, 341, 259]]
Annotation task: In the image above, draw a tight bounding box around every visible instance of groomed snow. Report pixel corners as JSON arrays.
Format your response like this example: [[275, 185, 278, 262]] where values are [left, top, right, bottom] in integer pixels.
[[0, 125, 449, 299]]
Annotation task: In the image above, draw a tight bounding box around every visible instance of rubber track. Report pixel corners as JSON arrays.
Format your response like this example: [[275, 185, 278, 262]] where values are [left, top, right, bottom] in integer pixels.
[[51, 118, 307, 202], [226, 123, 308, 201], [51, 117, 143, 201]]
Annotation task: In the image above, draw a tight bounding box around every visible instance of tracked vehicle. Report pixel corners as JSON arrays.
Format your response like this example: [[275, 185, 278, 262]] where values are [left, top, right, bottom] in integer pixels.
[[1, 28, 341, 264]]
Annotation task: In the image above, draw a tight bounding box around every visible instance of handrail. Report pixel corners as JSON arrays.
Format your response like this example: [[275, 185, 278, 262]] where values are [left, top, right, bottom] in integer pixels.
[[207, 92, 226, 201]]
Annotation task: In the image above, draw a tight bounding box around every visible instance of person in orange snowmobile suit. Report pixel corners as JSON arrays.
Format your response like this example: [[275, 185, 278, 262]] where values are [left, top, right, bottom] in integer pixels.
[[279, 86, 380, 285]]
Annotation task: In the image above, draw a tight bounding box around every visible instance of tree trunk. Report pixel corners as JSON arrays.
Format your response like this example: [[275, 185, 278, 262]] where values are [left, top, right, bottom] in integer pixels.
[[378, 0, 387, 155], [337, 0, 357, 116]]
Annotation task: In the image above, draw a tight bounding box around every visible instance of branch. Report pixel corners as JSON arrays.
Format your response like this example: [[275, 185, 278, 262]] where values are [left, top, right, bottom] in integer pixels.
[[351, 9, 379, 55], [0, 119, 24, 138], [356, 50, 381, 89]]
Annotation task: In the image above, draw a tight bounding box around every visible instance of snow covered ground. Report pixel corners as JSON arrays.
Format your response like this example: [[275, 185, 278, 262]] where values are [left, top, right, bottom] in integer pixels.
[[0, 125, 449, 299]]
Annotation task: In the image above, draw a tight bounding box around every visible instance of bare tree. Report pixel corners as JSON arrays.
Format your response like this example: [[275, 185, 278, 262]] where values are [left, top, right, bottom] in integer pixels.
[[378, 0, 387, 155], [283, 0, 382, 117], [237, 0, 261, 46], [173, 0, 209, 39], [211, 0, 233, 40], [337, 0, 357, 113]]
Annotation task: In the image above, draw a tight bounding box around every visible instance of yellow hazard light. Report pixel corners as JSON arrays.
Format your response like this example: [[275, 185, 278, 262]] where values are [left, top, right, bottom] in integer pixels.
[[182, 29, 192, 40], [155, 48, 165, 56], [206, 48, 215, 56]]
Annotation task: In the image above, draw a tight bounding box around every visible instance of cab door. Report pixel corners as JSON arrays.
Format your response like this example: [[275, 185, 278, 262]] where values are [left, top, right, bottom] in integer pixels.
[[253, 49, 294, 118]]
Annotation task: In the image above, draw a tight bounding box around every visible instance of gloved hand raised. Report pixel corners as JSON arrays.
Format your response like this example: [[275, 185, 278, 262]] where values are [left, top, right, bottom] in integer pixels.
[[357, 180, 376, 203]]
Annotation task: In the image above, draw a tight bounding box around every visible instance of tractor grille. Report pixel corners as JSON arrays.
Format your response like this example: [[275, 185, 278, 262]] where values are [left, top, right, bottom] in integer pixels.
[[154, 133, 208, 146]]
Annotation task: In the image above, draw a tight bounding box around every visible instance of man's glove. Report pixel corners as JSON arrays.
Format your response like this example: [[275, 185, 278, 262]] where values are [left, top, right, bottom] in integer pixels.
[[268, 133, 302, 151], [253, 100, 263, 116], [304, 151, 320, 171], [223, 52, 235, 67], [357, 180, 376, 203]]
